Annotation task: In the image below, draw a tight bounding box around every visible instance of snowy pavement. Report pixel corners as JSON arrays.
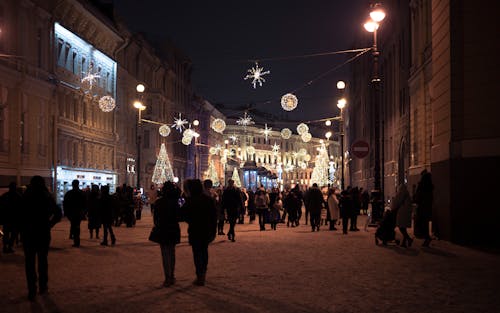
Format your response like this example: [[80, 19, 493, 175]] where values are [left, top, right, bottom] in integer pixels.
[[1, 211, 499, 313]]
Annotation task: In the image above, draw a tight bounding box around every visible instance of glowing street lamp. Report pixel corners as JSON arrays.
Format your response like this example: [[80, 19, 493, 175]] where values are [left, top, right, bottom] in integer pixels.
[[134, 84, 146, 190]]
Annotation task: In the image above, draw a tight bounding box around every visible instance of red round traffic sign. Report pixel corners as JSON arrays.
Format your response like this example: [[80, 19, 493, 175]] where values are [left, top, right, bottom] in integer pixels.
[[351, 140, 370, 158]]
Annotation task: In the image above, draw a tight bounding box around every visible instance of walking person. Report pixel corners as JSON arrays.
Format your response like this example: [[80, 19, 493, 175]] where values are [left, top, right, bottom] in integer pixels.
[[20, 176, 62, 301], [254, 187, 270, 231], [414, 170, 434, 247], [306, 183, 324, 232], [222, 179, 242, 242], [339, 189, 353, 234], [247, 189, 256, 223], [99, 185, 116, 246], [182, 179, 217, 286], [1, 182, 22, 253], [63, 179, 86, 247], [392, 184, 413, 247], [350, 187, 361, 231], [87, 184, 102, 239], [327, 187, 340, 231], [153, 181, 181, 287]]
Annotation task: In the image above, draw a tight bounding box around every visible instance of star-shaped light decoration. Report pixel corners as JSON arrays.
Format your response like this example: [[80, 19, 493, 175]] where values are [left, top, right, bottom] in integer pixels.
[[261, 123, 272, 142], [271, 142, 280, 154], [229, 133, 239, 144], [236, 112, 255, 130], [81, 62, 100, 90], [172, 113, 188, 132], [244, 62, 270, 89]]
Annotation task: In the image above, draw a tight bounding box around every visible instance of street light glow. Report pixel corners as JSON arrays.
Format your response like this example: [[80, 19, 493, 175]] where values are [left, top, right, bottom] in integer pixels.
[[325, 131, 332, 139], [136, 84, 145, 93], [133, 101, 146, 110], [325, 120, 332, 126], [364, 20, 379, 32], [370, 9, 386, 22], [336, 81, 346, 90], [337, 98, 347, 109]]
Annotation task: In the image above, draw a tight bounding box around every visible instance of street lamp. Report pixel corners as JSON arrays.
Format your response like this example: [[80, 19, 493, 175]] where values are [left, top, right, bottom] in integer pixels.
[[337, 98, 346, 190], [134, 84, 146, 190], [364, 3, 385, 222]]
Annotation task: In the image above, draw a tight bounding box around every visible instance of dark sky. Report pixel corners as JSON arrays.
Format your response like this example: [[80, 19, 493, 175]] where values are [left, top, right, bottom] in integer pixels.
[[115, 1, 369, 128]]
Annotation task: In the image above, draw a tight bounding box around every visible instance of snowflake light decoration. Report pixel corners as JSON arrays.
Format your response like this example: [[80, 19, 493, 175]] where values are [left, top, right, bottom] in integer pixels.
[[172, 113, 188, 132], [81, 62, 100, 90], [159, 124, 171, 137], [280, 128, 292, 140], [244, 62, 270, 89], [236, 112, 255, 129], [211, 118, 226, 133], [297, 123, 309, 135], [229, 133, 239, 144], [260, 123, 272, 142], [301, 132, 312, 142], [281, 93, 298, 111], [98, 95, 115, 112], [271, 142, 280, 153]]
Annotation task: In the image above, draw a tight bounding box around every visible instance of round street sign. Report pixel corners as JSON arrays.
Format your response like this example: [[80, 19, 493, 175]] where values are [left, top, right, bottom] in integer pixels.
[[351, 140, 370, 159]]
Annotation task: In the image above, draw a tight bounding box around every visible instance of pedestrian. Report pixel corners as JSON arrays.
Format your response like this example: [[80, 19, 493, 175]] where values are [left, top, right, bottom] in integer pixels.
[[182, 179, 217, 286], [392, 184, 413, 247], [99, 185, 116, 246], [306, 183, 324, 232], [239, 188, 248, 224], [361, 188, 370, 215], [247, 189, 256, 223], [269, 188, 282, 230], [414, 170, 434, 247], [350, 187, 361, 231], [153, 181, 181, 287], [327, 187, 340, 231], [284, 187, 300, 227], [1, 182, 22, 253], [254, 186, 270, 231], [87, 184, 102, 239], [215, 188, 225, 235], [339, 189, 353, 234], [20, 176, 62, 301], [63, 179, 86, 247], [221, 179, 242, 242]]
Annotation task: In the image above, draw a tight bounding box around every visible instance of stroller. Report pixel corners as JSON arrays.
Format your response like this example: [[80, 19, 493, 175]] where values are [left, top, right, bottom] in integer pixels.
[[375, 209, 400, 245]]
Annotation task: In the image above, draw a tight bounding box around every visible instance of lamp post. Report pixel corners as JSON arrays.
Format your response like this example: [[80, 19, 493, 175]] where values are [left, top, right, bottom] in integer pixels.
[[337, 97, 346, 190], [133, 84, 146, 190], [364, 3, 385, 221]]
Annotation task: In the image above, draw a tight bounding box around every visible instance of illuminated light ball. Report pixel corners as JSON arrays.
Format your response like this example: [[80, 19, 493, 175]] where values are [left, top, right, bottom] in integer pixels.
[[183, 128, 194, 138], [220, 157, 227, 164], [209, 147, 217, 155], [300, 162, 307, 169], [211, 118, 226, 133], [182, 136, 192, 145], [301, 132, 312, 143], [297, 123, 309, 135], [193, 119, 200, 126], [325, 120, 332, 126], [298, 148, 307, 155], [173, 177, 179, 183], [280, 128, 292, 139], [280, 93, 298, 111], [98, 96, 116, 112], [159, 124, 171, 137], [304, 154, 311, 162], [246, 146, 256, 155]]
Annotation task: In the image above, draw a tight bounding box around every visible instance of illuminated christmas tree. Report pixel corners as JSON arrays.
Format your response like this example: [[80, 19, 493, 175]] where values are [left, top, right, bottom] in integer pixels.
[[231, 167, 242, 187], [310, 143, 330, 187], [204, 160, 220, 187], [152, 143, 175, 184]]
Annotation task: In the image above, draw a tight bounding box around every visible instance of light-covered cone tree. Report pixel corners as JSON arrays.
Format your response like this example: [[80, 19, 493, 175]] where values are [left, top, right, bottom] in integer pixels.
[[231, 167, 242, 187], [204, 159, 220, 187], [152, 143, 175, 184], [310, 143, 330, 187]]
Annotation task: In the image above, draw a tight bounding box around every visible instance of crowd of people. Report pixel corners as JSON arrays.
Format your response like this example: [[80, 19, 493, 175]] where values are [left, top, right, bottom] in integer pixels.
[[0, 171, 434, 301]]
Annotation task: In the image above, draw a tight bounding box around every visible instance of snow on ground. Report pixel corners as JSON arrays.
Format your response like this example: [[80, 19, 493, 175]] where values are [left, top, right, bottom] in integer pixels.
[[1, 210, 499, 313]]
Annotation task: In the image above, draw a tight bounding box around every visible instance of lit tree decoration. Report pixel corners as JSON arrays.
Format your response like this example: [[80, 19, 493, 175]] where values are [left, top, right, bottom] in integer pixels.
[[310, 143, 330, 187], [204, 160, 220, 187], [98, 95, 115, 112], [281, 93, 298, 111], [301, 132, 312, 142], [271, 142, 280, 154], [231, 167, 242, 187], [260, 123, 272, 142], [281, 128, 292, 139], [159, 124, 171, 137], [81, 62, 100, 90], [297, 123, 309, 135], [211, 118, 226, 133], [244, 62, 270, 89], [236, 112, 255, 130], [246, 146, 256, 155], [229, 133, 239, 144], [151, 143, 175, 184], [172, 113, 188, 132]]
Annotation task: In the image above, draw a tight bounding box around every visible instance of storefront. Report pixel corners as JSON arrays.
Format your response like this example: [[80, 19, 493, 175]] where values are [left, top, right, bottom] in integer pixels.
[[55, 166, 117, 204]]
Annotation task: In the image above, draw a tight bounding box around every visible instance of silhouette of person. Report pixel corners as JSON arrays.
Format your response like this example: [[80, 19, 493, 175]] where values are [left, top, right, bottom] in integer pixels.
[[63, 180, 86, 247]]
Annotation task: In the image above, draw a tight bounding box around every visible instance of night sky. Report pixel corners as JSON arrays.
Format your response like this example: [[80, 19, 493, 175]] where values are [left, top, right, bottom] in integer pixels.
[[115, 1, 369, 129]]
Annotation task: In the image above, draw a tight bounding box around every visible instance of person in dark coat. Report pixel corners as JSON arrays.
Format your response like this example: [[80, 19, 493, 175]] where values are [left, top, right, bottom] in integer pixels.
[[63, 179, 86, 247], [247, 189, 256, 223], [154, 181, 181, 287], [99, 185, 116, 246], [221, 179, 241, 242], [1, 182, 22, 253], [87, 184, 102, 239], [182, 179, 217, 286], [284, 187, 301, 227], [350, 187, 361, 231], [339, 189, 353, 234], [414, 170, 434, 247], [20, 176, 62, 301], [306, 183, 324, 232]]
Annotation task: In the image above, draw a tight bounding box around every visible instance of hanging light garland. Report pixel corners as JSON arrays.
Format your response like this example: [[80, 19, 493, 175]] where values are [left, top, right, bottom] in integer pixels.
[[297, 123, 309, 135], [281, 128, 292, 139], [211, 118, 226, 133], [159, 124, 171, 137], [98, 95, 115, 112], [301, 132, 312, 142], [281, 93, 298, 111]]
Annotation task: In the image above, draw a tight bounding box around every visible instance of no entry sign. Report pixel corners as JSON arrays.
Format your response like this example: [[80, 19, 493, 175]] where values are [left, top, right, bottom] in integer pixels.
[[351, 140, 370, 158]]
